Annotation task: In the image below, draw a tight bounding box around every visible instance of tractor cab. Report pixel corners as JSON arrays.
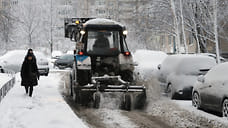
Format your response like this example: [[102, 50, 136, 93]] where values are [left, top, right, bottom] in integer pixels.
[[78, 19, 129, 57], [75, 19, 134, 80]]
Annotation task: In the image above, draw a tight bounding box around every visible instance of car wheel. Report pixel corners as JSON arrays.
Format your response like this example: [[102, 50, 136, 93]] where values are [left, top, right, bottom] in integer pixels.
[[222, 99, 228, 119], [192, 92, 201, 109]]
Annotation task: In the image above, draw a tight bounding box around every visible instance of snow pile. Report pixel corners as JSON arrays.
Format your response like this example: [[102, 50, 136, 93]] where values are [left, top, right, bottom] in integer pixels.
[[133, 50, 167, 79], [145, 99, 228, 128], [0, 73, 88, 128], [0, 73, 12, 88]]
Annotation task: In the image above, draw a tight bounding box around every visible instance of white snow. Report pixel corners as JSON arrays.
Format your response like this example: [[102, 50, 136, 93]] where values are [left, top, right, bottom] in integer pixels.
[[84, 18, 124, 27], [174, 100, 228, 125], [0, 73, 13, 88], [133, 50, 167, 79], [205, 62, 228, 82], [52, 51, 63, 59], [0, 50, 26, 67], [0, 73, 88, 128], [0, 50, 50, 73]]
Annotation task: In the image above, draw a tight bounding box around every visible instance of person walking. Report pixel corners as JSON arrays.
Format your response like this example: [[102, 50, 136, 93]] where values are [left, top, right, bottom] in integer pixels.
[[21, 50, 39, 97]]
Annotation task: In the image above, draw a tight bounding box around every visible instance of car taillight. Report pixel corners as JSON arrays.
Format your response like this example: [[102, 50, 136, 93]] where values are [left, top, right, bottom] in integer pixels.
[[78, 51, 84, 55], [124, 51, 131, 56]]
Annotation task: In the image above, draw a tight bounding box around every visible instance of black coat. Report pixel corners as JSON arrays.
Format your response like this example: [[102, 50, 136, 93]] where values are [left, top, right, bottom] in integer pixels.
[[21, 58, 39, 86]]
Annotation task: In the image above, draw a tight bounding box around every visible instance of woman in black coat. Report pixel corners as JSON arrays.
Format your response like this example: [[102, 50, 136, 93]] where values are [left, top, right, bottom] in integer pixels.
[[21, 52, 39, 97]]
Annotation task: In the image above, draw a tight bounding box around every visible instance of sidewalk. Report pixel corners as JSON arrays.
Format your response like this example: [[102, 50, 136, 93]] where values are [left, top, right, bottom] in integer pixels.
[[0, 73, 88, 128]]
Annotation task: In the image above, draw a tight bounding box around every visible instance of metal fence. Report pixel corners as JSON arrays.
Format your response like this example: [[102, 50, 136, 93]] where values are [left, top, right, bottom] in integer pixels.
[[0, 74, 15, 103]]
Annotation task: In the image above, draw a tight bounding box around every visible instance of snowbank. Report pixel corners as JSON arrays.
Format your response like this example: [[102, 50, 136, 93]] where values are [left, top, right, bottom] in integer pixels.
[[0, 73, 88, 128], [0, 73, 12, 88], [133, 49, 167, 79]]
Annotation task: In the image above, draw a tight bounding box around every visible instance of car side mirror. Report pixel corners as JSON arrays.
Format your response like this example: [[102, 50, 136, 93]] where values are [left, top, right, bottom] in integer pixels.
[[197, 75, 205, 83], [157, 64, 161, 70]]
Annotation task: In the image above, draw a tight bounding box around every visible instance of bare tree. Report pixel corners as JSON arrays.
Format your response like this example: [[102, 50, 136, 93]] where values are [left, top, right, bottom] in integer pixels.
[[0, 1, 13, 50], [17, 0, 41, 48]]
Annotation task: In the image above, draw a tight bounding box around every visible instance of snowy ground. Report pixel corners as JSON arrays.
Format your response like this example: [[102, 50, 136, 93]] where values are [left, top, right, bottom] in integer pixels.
[[0, 72, 88, 128]]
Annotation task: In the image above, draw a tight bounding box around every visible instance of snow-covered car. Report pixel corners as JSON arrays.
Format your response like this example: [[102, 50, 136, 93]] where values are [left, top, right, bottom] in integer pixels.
[[54, 54, 74, 69], [198, 53, 227, 63], [51, 51, 63, 59], [158, 54, 216, 99], [35, 52, 49, 76], [133, 50, 167, 79], [0, 50, 49, 75], [192, 62, 228, 118]]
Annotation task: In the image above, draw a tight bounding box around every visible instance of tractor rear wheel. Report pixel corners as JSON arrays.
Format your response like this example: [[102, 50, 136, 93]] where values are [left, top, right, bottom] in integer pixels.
[[93, 92, 101, 109], [124, 94, 132, 111]]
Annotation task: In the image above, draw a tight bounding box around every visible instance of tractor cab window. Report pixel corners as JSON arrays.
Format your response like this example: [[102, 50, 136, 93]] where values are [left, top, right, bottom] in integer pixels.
[[86, 30, 120, 56]]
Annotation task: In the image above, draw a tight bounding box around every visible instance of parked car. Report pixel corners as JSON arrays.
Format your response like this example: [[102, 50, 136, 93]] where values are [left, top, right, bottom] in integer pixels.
[[158, 54, 216, 99], [54, 54, 74, 69], [0, 50, 49, 75], [192, 62, 228, 118], [35, 52, 49, 76]]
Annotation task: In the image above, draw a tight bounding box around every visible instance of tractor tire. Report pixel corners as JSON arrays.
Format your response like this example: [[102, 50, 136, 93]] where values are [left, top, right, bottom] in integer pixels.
[[73, 90, 81, 104], [121, 70, 133, 82], [93, 92, 101, 109], [124, 94, 132, 111], [134, 91, 147, 109], [77, 69, 91, 86], [69, 74, 73, 96]]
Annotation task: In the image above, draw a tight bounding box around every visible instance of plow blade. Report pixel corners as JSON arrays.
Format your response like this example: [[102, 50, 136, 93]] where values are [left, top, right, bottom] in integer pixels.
[[78, 85, 146, 92]]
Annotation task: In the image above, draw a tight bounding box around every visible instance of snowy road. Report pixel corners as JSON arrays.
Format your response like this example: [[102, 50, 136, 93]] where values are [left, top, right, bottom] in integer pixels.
[[60, 71, 228, 128], [63, 96, 172, 128]]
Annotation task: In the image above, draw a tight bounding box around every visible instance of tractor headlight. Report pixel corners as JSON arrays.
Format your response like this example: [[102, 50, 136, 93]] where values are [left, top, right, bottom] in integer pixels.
[[80, 30, 85, 35], [123, 30, 128, 35], [75, 20, 80, 24]]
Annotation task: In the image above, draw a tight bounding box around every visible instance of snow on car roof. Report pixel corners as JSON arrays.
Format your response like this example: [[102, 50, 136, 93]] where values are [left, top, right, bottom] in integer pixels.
[[205, 62, 228, 82], [161, 54, 216, 74], [0, 50, 48, 66], [176, 55, 216, 75], [0, 50, 27, 66], [84, 18, 124, 27], [133, 49, 167, 68], [51, 51, 63, 57]]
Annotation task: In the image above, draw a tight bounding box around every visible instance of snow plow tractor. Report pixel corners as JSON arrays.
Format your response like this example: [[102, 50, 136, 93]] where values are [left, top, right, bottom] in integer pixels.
[[65, 18, 146, 110]]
